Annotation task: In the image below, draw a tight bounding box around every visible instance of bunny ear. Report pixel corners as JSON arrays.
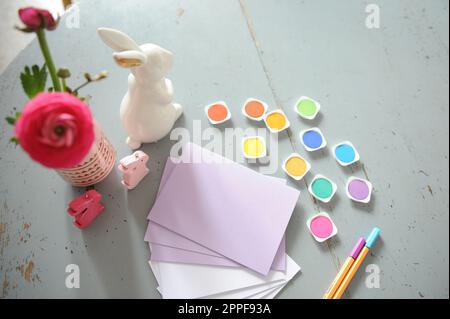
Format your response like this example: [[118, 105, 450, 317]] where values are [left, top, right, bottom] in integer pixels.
[[113, 50, 147, 68], [97, 27, 141, 52]]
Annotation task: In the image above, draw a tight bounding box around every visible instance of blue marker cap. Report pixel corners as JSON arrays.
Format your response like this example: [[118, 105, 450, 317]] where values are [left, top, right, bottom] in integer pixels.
[[365, 227, 381, 249]]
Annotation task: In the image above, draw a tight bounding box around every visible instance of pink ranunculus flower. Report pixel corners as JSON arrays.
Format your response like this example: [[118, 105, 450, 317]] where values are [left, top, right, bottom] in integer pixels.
[[18, 7, 57, 31], [15, 92, 95, 169]]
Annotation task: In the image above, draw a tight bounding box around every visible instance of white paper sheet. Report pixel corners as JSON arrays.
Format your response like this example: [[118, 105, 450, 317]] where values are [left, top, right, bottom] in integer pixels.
[[209, 281, 287, 299], [263, 285, 285, 299], [149, 253, 300, 299], [155, 283, 284, 299], [151, 263, 293, 299], [150, 256, 295, 299], [246, 282, 286, 299]]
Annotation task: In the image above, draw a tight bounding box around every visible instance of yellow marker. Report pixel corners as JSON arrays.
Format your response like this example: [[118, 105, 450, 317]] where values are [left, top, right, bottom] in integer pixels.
[[332, 228, 381, 299], [333, 247, 369, 299], [242, 136, 266, 159], [323, 237, 365, 299]]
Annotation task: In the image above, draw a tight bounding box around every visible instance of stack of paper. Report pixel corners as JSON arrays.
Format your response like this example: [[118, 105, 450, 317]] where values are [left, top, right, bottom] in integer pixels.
[[145, 143, 301, 299]]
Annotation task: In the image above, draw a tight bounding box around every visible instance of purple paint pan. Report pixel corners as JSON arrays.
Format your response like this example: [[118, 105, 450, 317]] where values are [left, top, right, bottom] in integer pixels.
[[346, 176, 373, 203]]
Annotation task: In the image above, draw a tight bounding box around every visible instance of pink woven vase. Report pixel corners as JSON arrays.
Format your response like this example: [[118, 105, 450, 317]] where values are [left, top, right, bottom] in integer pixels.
[[56, 122, 116, 187]]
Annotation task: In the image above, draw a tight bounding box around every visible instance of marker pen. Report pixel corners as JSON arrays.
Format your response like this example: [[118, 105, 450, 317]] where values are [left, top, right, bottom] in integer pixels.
[[323, 237, 366, 299], [333, 227, 381, 299]]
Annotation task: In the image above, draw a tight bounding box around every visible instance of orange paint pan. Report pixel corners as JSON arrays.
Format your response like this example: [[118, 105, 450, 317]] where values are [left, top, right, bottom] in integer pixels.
[[264, 109, 290, 133], [205, 101, 231, 124], [242, 98, 268, 121]]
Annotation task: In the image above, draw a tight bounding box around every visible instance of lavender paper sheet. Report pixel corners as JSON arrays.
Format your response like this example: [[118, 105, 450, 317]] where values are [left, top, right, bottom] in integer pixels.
[[150, 243, 243, 267], [148, 143, 299, 275], [145, 156, 287, 270]]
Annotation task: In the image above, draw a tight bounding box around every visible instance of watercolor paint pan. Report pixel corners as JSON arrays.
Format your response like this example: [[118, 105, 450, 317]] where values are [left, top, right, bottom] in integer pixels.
[[299, 127, 327, 152], [282, 153, 311, 181], [264, 109, 290, 133], [295, 96, 321, 120], [308, 174, 337, 203], [242, 98, 268, 121], [346, 176, 373, 203], [333, 141, 360, 166], [242, 136, 267, 159], [205, 101, 231, 124], [306, 212, 338, 243]]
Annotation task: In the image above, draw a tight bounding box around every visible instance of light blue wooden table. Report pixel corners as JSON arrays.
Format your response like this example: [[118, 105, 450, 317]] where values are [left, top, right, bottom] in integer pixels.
[[0, 0, 448, 298]]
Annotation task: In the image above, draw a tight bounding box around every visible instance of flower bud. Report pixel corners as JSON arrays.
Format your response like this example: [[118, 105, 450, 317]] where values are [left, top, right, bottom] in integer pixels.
[[18, 7, 57, 31]]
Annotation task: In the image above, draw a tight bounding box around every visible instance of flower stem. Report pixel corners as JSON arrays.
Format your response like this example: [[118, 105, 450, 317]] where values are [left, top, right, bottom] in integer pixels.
[[61, 78, 67, 92], [72, 80, 90, 94], [36, 28, 62, 92]]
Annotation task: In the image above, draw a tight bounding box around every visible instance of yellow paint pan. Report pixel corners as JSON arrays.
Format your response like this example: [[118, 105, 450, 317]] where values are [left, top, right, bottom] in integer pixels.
[[264, 109, 290, 133], [282, 153, 311, 180], [242, 136, 267, 159]]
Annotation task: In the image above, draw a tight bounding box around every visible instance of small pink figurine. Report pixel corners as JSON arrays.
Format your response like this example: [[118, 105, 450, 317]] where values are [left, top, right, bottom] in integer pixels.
[[118, 150, 149, 190], [67, 190, 104, 229]]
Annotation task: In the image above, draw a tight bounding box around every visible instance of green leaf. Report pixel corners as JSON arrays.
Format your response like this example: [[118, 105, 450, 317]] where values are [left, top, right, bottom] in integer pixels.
[[20, 64, 48, 99], [9, 137, 19, 145], [5, 112, 21, 126], [5, 116, 16, 125]]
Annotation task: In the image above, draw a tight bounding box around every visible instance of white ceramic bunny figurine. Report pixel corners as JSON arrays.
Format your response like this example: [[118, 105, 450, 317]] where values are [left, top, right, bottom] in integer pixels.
[[97, 28, 183, 149]]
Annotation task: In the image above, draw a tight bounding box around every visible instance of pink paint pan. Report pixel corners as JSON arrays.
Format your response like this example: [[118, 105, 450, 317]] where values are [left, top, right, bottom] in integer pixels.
[[306, 212, 338, 243]]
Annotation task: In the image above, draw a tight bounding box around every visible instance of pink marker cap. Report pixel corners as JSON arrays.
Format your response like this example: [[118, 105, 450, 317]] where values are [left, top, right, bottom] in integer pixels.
[[350, 237, 366, 259]]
